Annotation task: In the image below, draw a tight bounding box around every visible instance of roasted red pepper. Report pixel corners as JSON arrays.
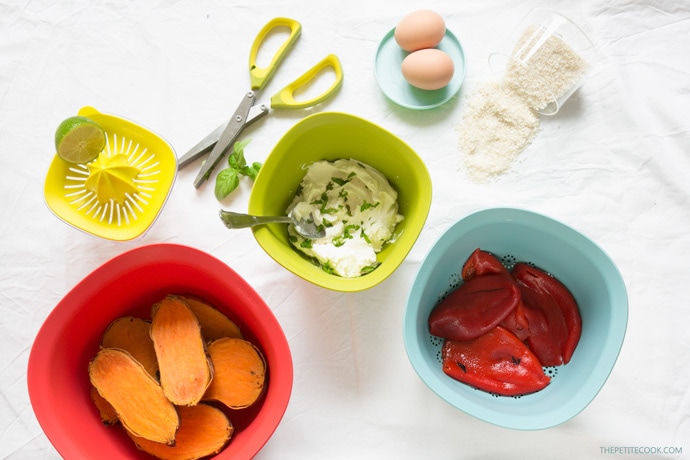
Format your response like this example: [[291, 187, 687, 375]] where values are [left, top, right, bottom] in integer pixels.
[[518, 283, 569, 366], [512, 263, 582, 366], [461, 248, 509, 280], [441, 326, 550, 396], [499, 299, 531, 342], [430, 249, 581, 396], [429, 273, 521, 341], [461, 249, 531, 341]]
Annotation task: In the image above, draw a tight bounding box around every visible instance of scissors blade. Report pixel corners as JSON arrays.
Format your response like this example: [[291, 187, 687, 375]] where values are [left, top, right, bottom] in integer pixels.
[[177, 103, 270, 171], [192, 91, 257, 188], [177, 123, 225, 169]]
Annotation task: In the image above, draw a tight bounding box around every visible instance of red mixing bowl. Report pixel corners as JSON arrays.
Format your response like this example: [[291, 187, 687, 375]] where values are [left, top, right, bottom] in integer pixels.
[[28, 243, 293, 459]]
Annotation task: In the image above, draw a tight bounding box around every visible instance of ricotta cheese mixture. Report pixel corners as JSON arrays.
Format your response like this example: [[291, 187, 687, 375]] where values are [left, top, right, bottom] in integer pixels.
[[286, 158, 404, 278]]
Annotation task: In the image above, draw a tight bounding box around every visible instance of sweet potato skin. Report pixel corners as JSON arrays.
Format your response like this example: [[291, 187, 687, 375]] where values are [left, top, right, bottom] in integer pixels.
[[150, 295, 213, 406], [88, 348, 179, 445]]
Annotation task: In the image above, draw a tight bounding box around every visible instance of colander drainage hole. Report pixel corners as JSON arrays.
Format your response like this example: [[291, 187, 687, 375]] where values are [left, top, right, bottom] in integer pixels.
[[544, 366, 559, 378], [501, 254, 517, 270]]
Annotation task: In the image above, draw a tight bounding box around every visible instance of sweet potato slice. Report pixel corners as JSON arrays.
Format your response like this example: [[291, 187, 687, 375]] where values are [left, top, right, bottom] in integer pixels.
[[90, 386, 119, 426], [89, 348, 179, 445], [128, 403, 233, 460], [203, 338, 266, 409], [151, 295, 213, 406], [101, 316, 158, 378], [178, 295, 243, 342]]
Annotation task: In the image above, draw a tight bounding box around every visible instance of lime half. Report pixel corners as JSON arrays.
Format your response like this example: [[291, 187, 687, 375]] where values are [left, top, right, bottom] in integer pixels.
[[55, 116, 106, 164]]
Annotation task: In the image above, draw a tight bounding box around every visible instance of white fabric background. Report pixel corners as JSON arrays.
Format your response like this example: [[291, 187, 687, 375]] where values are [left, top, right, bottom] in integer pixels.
[[2, 1, 689, 459]]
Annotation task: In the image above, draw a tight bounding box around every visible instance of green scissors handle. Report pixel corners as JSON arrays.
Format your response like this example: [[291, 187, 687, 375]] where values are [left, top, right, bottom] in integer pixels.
[[249, 17, 302, 90], [270, 54, 343, 109]]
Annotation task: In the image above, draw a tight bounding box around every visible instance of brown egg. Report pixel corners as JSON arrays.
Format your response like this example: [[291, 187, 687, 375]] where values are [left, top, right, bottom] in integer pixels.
[[394, 10, 446, 52], [401, 49, 455, 91]]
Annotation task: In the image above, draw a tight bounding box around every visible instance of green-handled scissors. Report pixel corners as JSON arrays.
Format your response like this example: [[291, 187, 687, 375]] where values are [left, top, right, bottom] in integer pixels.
[[178, 17, 344, 188]]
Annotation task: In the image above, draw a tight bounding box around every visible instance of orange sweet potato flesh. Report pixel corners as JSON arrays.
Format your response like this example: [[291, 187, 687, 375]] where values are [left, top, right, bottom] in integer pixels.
[[101, 316, 158, 378], [150, 295, 213, 406], [128, 403, 233, 460], [203, 338, 266, 409], [90, 386, 119, 426], [89, 348, 179, 445], [179, 295, 243, 342]]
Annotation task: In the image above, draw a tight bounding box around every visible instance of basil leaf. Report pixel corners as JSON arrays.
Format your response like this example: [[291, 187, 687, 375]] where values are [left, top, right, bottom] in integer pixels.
[[240, 161, 262, 180], [214, 138, 261, 201], [228, 139, 252, 170], [215, 168, 240, 200]]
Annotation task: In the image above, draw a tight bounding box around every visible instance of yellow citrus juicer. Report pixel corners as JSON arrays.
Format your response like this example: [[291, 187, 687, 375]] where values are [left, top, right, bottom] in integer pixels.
[[43, 106, 177, 241]]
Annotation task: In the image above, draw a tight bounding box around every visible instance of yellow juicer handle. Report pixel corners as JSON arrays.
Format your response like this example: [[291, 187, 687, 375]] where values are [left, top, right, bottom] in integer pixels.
[[249, 17, 302, 91], [270, 54, 344, 109]]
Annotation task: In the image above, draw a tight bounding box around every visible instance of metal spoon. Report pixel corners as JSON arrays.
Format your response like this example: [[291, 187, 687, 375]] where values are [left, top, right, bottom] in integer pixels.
[[219, 210, 326, 239]]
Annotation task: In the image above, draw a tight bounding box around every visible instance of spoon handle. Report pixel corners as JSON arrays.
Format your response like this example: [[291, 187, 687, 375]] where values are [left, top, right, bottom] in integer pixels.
[[219, 211, 292, 229]]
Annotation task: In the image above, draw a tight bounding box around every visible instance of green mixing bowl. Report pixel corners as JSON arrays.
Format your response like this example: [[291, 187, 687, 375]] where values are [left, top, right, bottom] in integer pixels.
[[248, 112, 432, 292]]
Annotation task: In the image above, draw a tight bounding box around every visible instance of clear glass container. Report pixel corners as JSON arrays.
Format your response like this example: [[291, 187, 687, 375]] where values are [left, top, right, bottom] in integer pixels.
[[489, 8, 598, 115]]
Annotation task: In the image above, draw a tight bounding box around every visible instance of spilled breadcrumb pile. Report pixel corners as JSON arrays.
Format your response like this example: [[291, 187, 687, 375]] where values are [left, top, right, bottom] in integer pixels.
[[457, 81, 540, 182], [457, 25, 589, 183]]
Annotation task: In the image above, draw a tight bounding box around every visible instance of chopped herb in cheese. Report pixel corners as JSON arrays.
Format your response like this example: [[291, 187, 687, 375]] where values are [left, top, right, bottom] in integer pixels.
[[286, 159, 404, 278]]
